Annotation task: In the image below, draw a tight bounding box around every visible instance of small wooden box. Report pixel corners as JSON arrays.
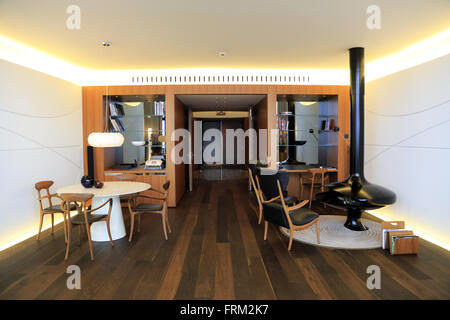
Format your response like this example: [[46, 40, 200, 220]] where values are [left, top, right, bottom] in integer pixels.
[[390, 236, 419, 255]]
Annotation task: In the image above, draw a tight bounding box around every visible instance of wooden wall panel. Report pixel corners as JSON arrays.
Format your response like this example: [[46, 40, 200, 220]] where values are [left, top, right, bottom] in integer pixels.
[[82, 84, 350, 207], [174, 97, 187, 204], [254, 96, 268, 163], [337, 86, 351, 180], [165, 88, 176, 206]]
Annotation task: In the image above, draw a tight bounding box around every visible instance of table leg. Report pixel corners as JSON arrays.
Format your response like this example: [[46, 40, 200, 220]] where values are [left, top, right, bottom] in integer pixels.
[[90, 195, 126, 241]]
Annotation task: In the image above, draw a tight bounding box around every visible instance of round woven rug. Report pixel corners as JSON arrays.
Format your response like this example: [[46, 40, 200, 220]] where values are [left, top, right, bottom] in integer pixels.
[[280, 215, 382, 250]]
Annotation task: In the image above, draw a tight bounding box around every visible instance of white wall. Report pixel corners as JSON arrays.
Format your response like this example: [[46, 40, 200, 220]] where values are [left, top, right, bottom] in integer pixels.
[[365, 54, 450, 245], [0, 59, 82, 249]]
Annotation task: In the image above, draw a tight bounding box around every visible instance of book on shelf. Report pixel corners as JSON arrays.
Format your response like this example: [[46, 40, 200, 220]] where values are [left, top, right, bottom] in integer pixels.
[[116, 104, 125, 116], [110, 118, 121, 131], [117, 118, 127, 131], [329, 119, 335, 130], [109, 102, 118, 117], [154, 101, 165, 116], [109, 102, 125, 117]]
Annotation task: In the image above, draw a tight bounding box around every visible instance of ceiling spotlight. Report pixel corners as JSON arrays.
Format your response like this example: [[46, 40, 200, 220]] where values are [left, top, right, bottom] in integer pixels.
[[219, 51, 226, 57], [102, 41, 111, 47]]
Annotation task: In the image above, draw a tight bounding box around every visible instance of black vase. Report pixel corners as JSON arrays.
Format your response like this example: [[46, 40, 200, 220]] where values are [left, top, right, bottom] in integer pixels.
[[81, 175, 94, 188]]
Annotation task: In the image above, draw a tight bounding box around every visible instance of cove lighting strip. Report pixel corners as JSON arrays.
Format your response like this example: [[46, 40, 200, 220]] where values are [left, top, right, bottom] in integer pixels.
[[1, 28, 449, 86], [366, 210, 450, 251], [366, 28, 450, 82], [0, 35, 92, 86], [0, 211, 78, 252]]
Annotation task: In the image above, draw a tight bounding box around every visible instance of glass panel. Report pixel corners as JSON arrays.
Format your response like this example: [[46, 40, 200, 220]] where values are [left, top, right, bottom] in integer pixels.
[[108, 95, 166, 165]]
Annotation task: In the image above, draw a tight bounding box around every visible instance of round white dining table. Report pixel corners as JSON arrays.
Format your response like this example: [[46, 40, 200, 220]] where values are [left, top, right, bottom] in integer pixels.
[[56, 181, 150, 241]]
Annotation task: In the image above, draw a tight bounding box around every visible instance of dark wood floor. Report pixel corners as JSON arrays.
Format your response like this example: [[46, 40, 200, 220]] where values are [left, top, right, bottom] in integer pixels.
[[1, 169, 449, 300]]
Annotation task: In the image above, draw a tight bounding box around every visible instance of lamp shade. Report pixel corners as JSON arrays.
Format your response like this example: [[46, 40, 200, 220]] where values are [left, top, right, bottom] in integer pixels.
[[88, 132, 124, 147], [299, 101, 317, 106]]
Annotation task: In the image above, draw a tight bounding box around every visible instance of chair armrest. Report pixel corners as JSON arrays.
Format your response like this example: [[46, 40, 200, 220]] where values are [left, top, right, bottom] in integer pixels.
[[86, 198, 113, 214], [150, 188, 165, 195], [262, 195, 280, 203], [130, 194, 166, 202], [38, 193, 60, 201], [287, 200, 309, 212]]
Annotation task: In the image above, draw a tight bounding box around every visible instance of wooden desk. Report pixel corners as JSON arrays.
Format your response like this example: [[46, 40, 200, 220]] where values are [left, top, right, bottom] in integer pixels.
[[278, 165, 338, 201]]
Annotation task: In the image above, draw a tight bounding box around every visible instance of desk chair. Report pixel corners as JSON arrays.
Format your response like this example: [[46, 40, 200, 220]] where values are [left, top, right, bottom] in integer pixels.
[[127, 181, 171, 241], [300, 168, 330, 208], [60, 193, 114, 261]]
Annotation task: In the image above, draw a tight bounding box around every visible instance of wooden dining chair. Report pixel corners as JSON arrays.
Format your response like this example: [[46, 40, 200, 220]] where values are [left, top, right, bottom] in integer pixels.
[[112, 173, 139, 207], [60, 193, 114, 261], [300, 168, 330, 208], [127, 181, 171, 241], [35, 180, 75, 241]]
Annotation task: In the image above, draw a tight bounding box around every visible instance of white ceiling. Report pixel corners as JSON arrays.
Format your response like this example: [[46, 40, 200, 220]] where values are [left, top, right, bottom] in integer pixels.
[[177, 94, 265, 110], [0, 0, 448, 70]]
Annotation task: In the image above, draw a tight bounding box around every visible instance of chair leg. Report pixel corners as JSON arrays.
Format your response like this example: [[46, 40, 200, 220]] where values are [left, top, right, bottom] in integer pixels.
[[64, 224, 72, 260], [51, 214, 54, 234], [316, 219, 320, 244], [63, 214, 67, 243], [129, 213, 135, 242], [299, 181, 303, 200], [309, 185, 314, 208], [162, 213, 168, 240], [166, 209, 171, 233], [322, 185, 327, 208], [258, 205, 263, 224], [264, 221, 268, 240], [106, 219, 114, 247], [137, 214, 141, 232], [78, 225, 82, 246], [37, 214, 44, 241], [288, 229, 294, 251], [85, 224, 94, 261]]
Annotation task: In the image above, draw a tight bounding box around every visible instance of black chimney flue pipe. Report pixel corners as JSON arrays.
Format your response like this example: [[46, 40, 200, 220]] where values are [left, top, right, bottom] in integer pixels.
[[315, 47, 396, 231], [349, 47, 365, 178]]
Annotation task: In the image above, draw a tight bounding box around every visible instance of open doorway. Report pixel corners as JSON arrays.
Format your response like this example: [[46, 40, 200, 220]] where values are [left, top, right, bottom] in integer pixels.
[[175, 94, 266, 189]]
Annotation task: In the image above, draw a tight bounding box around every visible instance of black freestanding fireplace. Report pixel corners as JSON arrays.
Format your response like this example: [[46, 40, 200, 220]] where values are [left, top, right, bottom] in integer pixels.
[[316, 47, 396, 231]]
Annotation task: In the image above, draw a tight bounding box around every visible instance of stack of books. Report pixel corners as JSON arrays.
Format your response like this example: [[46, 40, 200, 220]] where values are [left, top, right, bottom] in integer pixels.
[[109, 103, 127, 132], [154, 101, 165, 116]]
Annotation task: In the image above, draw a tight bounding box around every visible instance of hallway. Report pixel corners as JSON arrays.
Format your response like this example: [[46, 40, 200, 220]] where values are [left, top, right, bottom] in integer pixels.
[[0, 171, 449, 300]]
